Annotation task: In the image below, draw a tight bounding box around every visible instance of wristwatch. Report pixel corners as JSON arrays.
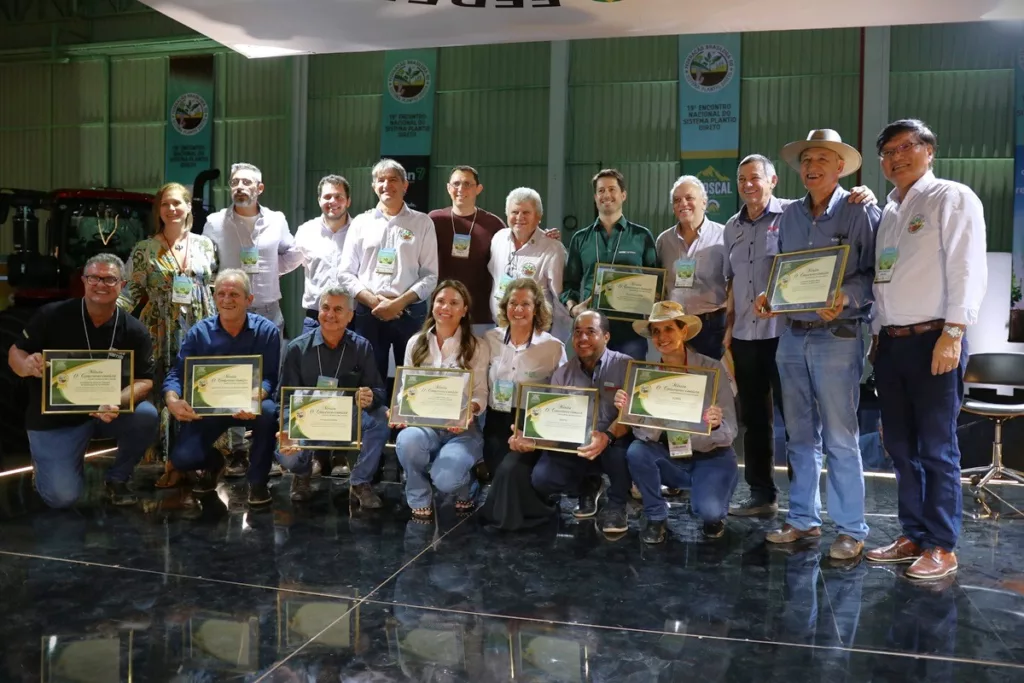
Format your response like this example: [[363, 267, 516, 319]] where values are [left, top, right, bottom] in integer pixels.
[[943, 325, 964, 340], [603, 429, 616, 443]]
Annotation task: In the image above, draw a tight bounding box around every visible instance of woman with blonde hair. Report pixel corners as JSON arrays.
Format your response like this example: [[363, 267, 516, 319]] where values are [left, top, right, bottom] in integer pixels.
[[394, 280, 490, 520], [118, 182, 217, 487], [479, 278, 566, 530]]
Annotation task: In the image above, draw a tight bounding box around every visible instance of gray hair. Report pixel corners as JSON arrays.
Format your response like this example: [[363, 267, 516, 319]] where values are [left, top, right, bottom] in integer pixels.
[[738, 154, 777, 180], [84, 253, 125, 278], [505, 187, 544, 218], [214, 268, 251, 297], [319, 286, 353, 309], [230, 162, 262, 182], [371, 158, 407, 183], [670, 175, 708, 204]]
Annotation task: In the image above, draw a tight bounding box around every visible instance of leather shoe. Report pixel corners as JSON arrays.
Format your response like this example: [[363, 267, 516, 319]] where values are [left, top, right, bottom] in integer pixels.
[[866, 536, 922, 563], [906, 548, 958, 580], [829, 534, 864, 560], [765, 523, 821, 544]]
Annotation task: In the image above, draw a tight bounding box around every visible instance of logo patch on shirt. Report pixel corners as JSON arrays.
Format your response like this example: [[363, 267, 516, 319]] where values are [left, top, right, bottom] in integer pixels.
[[400, 229, 414, 241], [521, 261, 537, 277], [908, 214, 926, 234]]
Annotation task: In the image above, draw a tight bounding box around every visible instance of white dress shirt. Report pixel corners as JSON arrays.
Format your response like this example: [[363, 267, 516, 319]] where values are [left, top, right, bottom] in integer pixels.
[[656, 218, 728, 315], [484, 327, 567, 410], [338, 204, 438, 303], [403, 327, 490, 411], [202, 206, 303, 307], [487, 228, 566, 323], [295, 215, 350, 309], [871, 171, 988, 332]]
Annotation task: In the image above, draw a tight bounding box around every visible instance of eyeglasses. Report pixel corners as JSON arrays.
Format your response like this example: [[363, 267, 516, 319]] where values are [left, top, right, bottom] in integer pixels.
[[879, 141, 923, 160], [448, 181, 478, 189], [229, 177, 258, 188], [84, 275, 120, 286]]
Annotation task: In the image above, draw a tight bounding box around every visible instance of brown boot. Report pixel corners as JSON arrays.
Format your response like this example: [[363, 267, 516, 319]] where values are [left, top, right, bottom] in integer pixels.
[[351, 483, 383, 509], [866, 536, 922, 563], [829, 534, 864, 560], [906, 548, 958, 580], [766, 523, 821, 544]]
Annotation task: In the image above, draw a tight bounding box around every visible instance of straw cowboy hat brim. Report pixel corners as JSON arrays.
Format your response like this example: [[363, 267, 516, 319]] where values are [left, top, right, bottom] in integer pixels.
[[781, 129, 862, 179], [632, 301, 703, 341]]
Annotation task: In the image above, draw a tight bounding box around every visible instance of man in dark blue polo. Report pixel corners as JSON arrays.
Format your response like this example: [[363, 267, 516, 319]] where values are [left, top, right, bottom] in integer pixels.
[[276, 287, 390, 506], [164, 269, 280, 507], [756, 129, 881, 561]]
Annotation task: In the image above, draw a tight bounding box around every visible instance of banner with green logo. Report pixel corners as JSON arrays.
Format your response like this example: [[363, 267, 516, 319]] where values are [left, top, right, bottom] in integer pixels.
[[678, 34, 741, 222], [380, 49, 437, 211], [165, 55, 214, 190]]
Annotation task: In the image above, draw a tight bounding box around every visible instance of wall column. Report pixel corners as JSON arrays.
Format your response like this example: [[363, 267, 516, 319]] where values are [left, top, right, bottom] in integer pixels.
[[546, 40, 570, 237], [860, 27, 890, 199]]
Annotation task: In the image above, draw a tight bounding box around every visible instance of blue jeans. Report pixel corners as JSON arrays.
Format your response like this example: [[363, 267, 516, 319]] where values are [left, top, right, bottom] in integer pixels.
[[275, 406, 389, 485], [396, 425, 483, 508], [626, 439, 739, 522], [532, 438, 632, 508], [690, 309, 727, 360], [776, 326, 868, 539], [301, 315, 319, 336], [28, 401, 159, 509], [352, 299, 427, 386], [171, 399, 278, 485]]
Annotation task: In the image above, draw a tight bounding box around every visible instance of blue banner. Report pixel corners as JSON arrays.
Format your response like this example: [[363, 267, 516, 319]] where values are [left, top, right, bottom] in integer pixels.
[[1011, 49, 1024, 342], [678, 34, 741, 222], [165, 55, 214, 190], [380, 49, 437, 157]]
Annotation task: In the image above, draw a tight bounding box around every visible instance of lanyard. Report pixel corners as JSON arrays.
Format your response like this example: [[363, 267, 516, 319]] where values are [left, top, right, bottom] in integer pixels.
[[505, 229, 538, 277], [160, 233, 191, 275], [317, 341, 346, 380], [452, 208, 477, 236], [81, 300, 118, 352], [228, 211, 258, 248], [595, 225, 624, 266], [497, 328, 532, 381]]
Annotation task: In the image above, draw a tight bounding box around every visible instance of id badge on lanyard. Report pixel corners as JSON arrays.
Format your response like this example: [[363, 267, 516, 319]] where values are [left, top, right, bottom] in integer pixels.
[[171, 274, 193, 304], [875, 247, 898, 283], [668, 432, 692, 458], [376, 247, 397, 275], [316, 375, 339, 389], [240, 246, 260, 274], [674, 257, 696, 288], [493, 379, 515, 412], [452, 233, 471, 259]]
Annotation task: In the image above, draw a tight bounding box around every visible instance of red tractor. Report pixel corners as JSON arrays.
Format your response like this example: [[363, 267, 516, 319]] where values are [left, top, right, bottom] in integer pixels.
[[0, 172, 218, 461]]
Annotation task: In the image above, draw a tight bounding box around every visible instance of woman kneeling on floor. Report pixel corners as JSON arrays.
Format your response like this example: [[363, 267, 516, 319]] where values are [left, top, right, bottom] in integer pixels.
[[613, 301, 739, 543]]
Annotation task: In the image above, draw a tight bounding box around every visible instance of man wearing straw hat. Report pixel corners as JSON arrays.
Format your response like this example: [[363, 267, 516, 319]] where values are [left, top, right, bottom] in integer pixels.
[[755, 129, 881, 560], [613, 300, 739, 543]]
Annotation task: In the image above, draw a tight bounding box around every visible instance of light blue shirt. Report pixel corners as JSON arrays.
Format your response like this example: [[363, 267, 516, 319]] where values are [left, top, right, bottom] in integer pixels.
[[778, 186, 880, 323]]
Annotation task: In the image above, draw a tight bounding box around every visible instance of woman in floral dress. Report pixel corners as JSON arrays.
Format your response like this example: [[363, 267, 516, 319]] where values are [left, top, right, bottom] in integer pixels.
[[118, 182, 217, 488]]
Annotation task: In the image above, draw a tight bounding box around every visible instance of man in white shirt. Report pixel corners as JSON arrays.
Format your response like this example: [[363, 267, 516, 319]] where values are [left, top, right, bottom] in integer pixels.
[[337, 158, 439, 385], [295, 174, 352, 335], [866, 119, 988, 581], [202, 162, 304, 333]]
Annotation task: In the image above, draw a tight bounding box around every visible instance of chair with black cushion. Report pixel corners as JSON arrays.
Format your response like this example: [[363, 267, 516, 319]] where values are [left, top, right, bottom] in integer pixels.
[[961, 353, 1024, 497]]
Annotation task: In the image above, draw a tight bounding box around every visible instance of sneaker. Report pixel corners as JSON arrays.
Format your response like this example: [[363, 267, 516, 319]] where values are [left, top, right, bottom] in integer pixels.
[[105, 481, 138, 506], [223, 453, 248, 479], [290, 475, 313, 502], [268, 463, 284, 478], [599, 506, 628, 534], [350, 483, 383, 509], [311, 458, 323, 479], [573, 478, 603, 519], [641, 519, 667, 544], [330, 463, 350, 477], [728, 496, 779, 517], [248, 483, 272, 506], [703, 520, 726, 539]]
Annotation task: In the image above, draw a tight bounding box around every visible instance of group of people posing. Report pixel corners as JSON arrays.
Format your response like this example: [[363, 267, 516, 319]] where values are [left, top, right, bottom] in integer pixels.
[[10, 118, 985, 583]]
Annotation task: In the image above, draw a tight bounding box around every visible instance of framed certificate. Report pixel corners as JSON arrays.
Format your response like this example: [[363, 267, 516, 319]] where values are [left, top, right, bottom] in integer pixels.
[[184, 612, 259, 673], [593, 263, 667, 322], [42, 349, 135, 414], [516, 627, 591, 683], [387, 620, 467, 670], [41, 632, 132, 682], [618, 360, 719, 435], [280, 387, 362, 451], [514, 384, 597, 453], [183, 355, 262, 416], [765, 245, 849, 314], [390, 366, 473, 430], [277, 591, 359, 652]]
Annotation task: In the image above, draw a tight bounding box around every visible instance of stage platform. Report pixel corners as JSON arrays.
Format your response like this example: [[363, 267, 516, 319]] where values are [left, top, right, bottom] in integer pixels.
[[0, 459, 1022, 682]]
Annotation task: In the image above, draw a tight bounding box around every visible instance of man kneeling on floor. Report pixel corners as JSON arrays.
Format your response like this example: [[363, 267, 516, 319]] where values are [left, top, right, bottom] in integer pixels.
[[614, 301, 739, 542], [163, 269, 280, 506], [276, 287, 389, 505], [9, 254, 158, 508]]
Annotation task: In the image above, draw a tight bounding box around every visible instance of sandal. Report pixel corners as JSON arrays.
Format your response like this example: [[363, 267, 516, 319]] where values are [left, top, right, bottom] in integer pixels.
[[155, 465, 184, 489], [454, 499, 475, 514], [411, 506, 434, 520]]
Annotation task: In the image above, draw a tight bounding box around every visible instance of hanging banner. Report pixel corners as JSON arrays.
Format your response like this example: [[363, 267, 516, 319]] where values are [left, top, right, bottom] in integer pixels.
[[380, 49, 436, 212], [678, 33, 741, 223], [165, 55, 215, 190], [1011, 49, 1024, 342]]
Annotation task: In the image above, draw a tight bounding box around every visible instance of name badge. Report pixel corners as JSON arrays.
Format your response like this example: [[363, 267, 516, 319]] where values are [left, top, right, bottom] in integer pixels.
[[495, 274, 513, 300], [668, 432, 692, 458], [171, 274, 193, 304], [674, 257, 696, 288], [240, 246, 260, 274], [875, 247, 898, 284], [493, 379, 515, 412], [316, 375, 338, 389], [452, 233, 472, 259], [376, 247, 397, 275]]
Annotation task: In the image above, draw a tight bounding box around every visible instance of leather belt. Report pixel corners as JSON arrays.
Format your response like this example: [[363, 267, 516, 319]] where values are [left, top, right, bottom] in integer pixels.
[[788, 318, 847, 331], [697, 309, 726, 321], [304, 308, 319, 320], [882, 319, 944, 337]]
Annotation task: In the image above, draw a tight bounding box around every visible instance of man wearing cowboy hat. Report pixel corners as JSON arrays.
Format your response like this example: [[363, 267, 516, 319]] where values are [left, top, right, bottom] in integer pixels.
[[755, 129, 881, 560], [613, 300, 739, 543]]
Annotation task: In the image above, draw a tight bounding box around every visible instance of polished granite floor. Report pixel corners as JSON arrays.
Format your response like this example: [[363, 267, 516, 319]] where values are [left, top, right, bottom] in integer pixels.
[[1, 460, 1022, 682]]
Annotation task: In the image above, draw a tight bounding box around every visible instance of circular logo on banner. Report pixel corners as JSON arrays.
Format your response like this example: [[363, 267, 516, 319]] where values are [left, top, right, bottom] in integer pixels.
[[683, 44, 735, 93], [388, 59, 432, 104], [170, 92, 209, 136]]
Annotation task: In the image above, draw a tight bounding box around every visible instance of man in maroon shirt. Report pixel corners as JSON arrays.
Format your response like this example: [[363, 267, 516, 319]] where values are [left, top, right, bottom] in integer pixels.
[[429, 166, 507, 330]]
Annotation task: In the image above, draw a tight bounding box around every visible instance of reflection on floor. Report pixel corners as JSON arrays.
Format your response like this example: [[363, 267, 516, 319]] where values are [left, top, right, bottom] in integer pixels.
[[1, 459, 1022, 682]]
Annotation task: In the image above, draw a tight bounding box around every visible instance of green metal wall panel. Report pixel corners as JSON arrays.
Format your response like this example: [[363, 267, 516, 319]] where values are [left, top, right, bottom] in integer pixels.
[[934, 158, 1013, 252], [890, 22, 1022, 72], [742, 29, 861, 77], [111, 56, 166, 192], [570, 35, 677, 84], [440, 42, 550, 91], [51, 60, 106, 126]]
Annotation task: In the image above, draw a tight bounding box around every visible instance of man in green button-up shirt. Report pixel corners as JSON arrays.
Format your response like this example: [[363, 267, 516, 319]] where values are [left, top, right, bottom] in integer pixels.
[[562, 169, 658, 360]]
